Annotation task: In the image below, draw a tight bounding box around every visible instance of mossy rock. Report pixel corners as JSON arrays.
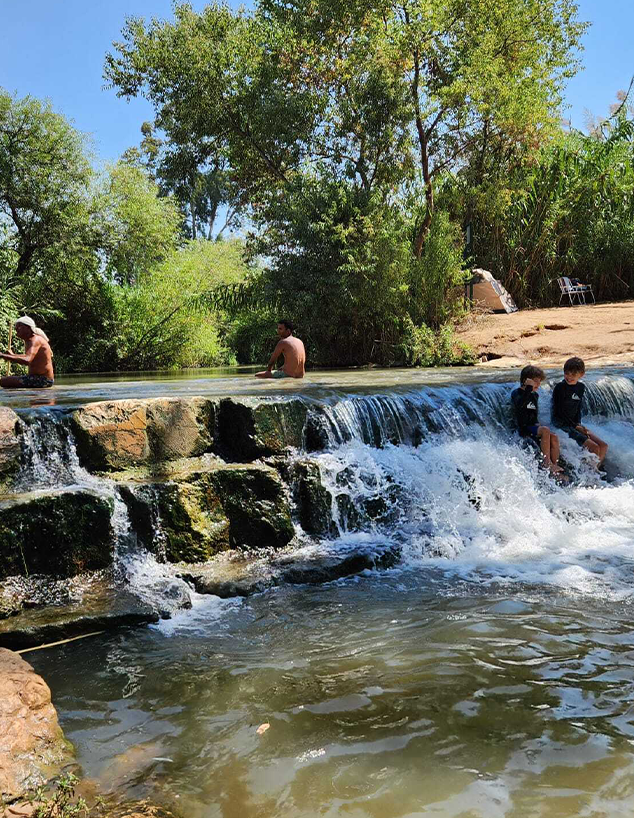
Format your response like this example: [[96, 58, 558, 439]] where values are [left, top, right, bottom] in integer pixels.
[[217, 399, 308, 461], [0, 490, 114, 579], [291, 459, 337, 537], [120, 463, 294, 563]]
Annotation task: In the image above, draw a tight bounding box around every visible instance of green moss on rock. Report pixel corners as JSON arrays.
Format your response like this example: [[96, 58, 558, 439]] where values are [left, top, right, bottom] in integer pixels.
[[0, 490, 114, 579], [120, 463, 294, 563], [217, 399, 308, 461]]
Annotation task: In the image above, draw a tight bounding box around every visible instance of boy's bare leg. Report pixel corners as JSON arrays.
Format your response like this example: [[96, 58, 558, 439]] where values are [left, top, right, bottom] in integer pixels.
[[537, 426, 552, 468], [549, 432, 564, 475], [583, 429, 608, 464]]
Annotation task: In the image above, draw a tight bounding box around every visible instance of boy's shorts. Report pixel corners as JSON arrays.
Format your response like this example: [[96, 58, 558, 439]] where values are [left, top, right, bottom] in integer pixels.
[[272, 370, 291, 379], [556, 424, 588, 447], [521, 424, 540, 441]]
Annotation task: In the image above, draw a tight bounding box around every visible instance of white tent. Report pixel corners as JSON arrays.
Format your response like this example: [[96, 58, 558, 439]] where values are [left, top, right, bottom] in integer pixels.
[[468, 268, 518, 314]]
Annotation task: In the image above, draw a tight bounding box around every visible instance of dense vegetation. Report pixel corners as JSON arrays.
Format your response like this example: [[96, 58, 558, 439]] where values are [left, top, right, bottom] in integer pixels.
[[1, 0, 633, 372]]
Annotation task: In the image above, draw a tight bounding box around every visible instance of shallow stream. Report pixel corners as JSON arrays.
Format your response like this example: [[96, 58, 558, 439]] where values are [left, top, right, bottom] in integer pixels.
[[22, 365, 634, 816]]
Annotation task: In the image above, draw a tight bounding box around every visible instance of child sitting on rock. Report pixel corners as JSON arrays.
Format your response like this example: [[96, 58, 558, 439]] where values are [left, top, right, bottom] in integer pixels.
[[551, 356, 608, 466], [511, 365, 564, 477]]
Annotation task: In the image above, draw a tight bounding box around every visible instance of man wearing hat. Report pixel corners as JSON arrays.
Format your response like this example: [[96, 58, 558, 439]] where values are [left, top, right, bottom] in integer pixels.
[[1, 316, 55, 389]]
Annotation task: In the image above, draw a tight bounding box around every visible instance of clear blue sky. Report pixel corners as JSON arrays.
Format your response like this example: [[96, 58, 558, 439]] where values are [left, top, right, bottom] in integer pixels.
[[1, 0, 633, 163]]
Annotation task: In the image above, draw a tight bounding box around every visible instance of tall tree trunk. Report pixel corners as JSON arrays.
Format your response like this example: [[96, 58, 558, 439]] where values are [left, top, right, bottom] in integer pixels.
[[410, 45, 434, 258], [208, 200, 218, 240], [191, 198, 197, 240]]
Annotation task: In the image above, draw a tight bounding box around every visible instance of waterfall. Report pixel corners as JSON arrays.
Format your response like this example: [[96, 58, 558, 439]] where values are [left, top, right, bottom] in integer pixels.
[[6, 370, 634, 613], [10, 409, 192, 616], [308, 374, 634, 449], [295, 371, 634, 599]]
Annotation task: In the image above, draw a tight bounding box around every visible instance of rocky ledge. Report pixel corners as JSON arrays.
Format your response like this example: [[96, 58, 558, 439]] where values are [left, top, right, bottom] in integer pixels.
[[0, 395, 405, 649]]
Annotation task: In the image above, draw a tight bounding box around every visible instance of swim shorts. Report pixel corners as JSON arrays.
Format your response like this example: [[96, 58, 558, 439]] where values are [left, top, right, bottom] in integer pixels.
[[520, 424, 540, 441], [272, 370, 292, 379], [555, 424, 588, 447], [18, 374, 54, 389]]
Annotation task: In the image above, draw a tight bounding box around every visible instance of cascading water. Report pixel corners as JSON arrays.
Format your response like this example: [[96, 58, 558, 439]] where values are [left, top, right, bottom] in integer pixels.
[[11, 410, 193, 616], [298, 372, 634, 598]]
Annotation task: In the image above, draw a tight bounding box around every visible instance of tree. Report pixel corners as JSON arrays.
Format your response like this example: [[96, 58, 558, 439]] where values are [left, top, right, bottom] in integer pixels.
[[0, 89, 94, 277], [94, 162, 182, 284], [105, 0, 586, 256]]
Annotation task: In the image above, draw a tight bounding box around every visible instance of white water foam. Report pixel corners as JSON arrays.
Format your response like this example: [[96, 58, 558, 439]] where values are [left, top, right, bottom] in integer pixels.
[[309, 416, 634, 599]]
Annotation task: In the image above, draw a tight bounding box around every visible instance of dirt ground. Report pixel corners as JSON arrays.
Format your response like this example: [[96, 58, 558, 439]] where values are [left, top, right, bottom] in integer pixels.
[[456, 300, 634, 369]]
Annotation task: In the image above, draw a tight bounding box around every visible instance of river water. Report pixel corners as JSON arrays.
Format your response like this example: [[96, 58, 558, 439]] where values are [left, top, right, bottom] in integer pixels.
[[25, 365, 634, 817]]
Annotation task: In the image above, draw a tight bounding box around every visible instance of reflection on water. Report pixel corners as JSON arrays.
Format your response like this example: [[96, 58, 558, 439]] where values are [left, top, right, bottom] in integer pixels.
[[31, 575, 634, 818]]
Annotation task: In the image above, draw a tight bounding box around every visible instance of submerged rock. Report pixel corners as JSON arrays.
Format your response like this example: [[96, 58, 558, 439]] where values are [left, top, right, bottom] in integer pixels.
[[121, 462, 294, 562], [0, 490, 114, 580], [0, 648, 71, 803], [181, 542, 400, 598], [0, 583, 162, 650], [70, 398, 214, 472], [0, 408, 21, 485]]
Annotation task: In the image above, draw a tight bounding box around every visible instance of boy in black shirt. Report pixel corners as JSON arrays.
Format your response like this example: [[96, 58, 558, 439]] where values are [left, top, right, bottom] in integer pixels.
[[511, 365, 564, 476], [551, 356, 608, 464]]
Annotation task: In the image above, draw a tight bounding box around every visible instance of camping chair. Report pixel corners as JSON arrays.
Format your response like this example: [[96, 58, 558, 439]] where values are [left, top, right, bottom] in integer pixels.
[[556, 277, 594, 306]]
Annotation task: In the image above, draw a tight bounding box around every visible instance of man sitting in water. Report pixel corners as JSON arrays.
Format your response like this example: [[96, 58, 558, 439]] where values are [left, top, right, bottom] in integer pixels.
[[256, 320, 306, 379], [0, 316, 55, 389], [511, 364, 564, 477]]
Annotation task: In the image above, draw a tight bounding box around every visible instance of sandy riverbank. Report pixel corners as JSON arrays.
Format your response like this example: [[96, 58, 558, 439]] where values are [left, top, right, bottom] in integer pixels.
[[456, 300, 634, 369]]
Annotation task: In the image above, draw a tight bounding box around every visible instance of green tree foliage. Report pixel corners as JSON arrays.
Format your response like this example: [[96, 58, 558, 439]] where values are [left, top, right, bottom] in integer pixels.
[[104, 0, 586, 367], [94, 162, 181, 284], [0, 90, 249, 372], [109, 238, 250, 370], [448, 95, 634, 306], [0, 89, 94, 277], [122, 122, 241, 241]]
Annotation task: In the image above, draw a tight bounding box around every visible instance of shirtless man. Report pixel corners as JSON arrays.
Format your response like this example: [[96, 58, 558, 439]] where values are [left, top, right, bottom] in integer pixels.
[[256, 320, 305, 379], [0, 316, 55, 388]]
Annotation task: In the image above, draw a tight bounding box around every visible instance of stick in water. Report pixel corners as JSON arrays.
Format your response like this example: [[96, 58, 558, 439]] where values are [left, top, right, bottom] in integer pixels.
[[16, 630, 106, 654]]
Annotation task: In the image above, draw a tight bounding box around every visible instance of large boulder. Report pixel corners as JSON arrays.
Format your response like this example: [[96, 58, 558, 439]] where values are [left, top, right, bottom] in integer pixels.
[[0, 408, 21, 484], [0, 648, 70, 803], [0, 490, 114, 580], [217, 399, 308, 461], [70, 398, 214, 472], [121, 463, 295, 563]]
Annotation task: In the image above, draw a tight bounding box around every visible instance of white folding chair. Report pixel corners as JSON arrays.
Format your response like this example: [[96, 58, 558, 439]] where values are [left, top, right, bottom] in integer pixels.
[[557, 277, 586, 306]]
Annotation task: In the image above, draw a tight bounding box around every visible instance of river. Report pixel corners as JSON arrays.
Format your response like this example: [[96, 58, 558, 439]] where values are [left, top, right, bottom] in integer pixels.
[[20, 364, 634, 816]]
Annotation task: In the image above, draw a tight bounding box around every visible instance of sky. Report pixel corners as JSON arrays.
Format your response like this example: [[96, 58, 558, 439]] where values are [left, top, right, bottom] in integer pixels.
[[1, 0, 633, 164]]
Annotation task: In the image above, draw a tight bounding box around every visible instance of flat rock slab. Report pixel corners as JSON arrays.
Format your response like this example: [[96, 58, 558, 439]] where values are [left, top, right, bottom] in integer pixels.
[[0, 647, 70, 802], [70, 398, 215, 472], [179, 542, 400, 598], [69, 396, 309, 473], [0, 585, 161, 650]]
